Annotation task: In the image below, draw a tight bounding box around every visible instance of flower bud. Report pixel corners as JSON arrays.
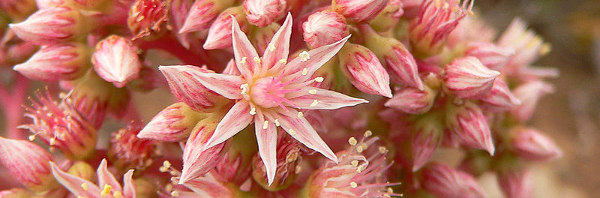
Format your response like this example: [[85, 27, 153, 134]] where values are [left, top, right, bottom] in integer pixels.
[[411, 113, 443, 171], [364, 27, 424, 90], [92, 35, 142, 88], [370, 0, 404, 32], [65, 161, 95, 182], [465, 42, 514, 70], [138, 102, 206, 141], [497, 168, 533, 198], [252, 133, 300, 191], [169, 0, 195, 49], [36, 0, 65, 10], [478, 78, 521, 112], [446, 102, 495, 155], [0, 0, 37, 21], [443, 56, 500, 99], [108, 124, 157, 172], [338, 43, 392, 97], [182, 173, 235, 198], [13, 43, 90, 82], [244, 0, 287, 27], [509, 80, 553, 122], [20, 92, 97, 160], [302, 10, 349, 49], [203, 6, 248, 50], [385, 85, 437, 114], [9, 6, 90, 45], [333, 0, 389, 23], [179, 0, 235, 33], [0, 137, 58, 192], [179, 116, 227, 184], [160, 66, 229, 112], [509, 127, 562, 161], [421, 163, 486, 198], [409, 0, 472, 57], [127, 0, 169, 40]]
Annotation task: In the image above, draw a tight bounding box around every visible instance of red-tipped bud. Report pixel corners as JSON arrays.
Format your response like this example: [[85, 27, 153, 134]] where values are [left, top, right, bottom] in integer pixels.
[[421, 163, 486, 198], [138, 102, 206, 142], [244, 0, 287, 27], [13, 43, 90, 82], [370, 0, 404, 32], [338, 43, 392, 97], [127, 0, 169, 40], [478, 78, 521, 112], [302, 10, 349, 49], [203, 6, 248, 50], [252, 133, 300, 191], [0, 0, 37, 20], [179, 117, 227, 184], [409, 0, 473, 57], [465, 42, 515, 70], [107, 125, 157, 172], [364, 27, 424, 90], [333, 0, 389, 23], [179, 0, 235, 34], [497, 168, 534, 198], [385, 85, 437, 114], [9, 6, 90, 45], [446, 102, 495, 155], [443, 56, 500, 99], [159, 66, 229, 112], [92, 35, 142, 88], [0, 137, 58, 192], [411, 113, 443, 171], [510, 127, 562, 161], [510, 80, 553, 122], [20, 92, 97, 160]]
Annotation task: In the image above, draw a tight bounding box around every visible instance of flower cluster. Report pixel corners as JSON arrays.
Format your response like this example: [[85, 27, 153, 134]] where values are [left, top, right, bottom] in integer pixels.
[[0, 0, 562, 197]]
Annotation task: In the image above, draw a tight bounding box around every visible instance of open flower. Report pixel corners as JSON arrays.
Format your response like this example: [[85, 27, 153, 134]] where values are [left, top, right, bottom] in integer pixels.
[[159, 13, 367, 185]]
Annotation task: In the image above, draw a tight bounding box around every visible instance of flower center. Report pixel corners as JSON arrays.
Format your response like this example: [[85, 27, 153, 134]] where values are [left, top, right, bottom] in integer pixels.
[[250, 76, 297, 108]]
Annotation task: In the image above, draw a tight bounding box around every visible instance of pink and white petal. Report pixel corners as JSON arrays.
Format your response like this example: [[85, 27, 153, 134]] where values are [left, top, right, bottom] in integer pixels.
[[280, 35, 350, 82], [122, 169, 136, 198], [204, 101, 253, 149], [160, 65, 221, 110], [231, 16, 260, 78], [262, 13, 292, 72], [180, 123, 226, 184], [183, 174, 234, 197], [159, 65, 244, 100], [270, 108, 338, 163], [254, 113, 278, 185], [50, 162, 102, 198], [97, 159, 123, 193], [287, 87, 368, 109]]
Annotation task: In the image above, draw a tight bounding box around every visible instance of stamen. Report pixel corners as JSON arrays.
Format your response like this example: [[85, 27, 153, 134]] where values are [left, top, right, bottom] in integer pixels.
[[351, 160, 359, 167], [356, 145, 365, 153], [310, 100, 318, 107], [357, 165, 365, 173], [299, 51, 310, 62], [309, 89, 317, 94], [350, 182, 358, 188], [28, 135, 36, 141], [297, 112, 303, 118], [379, 146, 388, 154], [113, 191, 123, 198], [302, 68, 307, 75], [348, 137, 357, 146], [253, 57, 261, 64], [250, 107, 256, 115], [240, 57, 247, 64], [49, 137, 56, 146], [160, 160, 171, 172], [240, 83, 249, 95], [295, 165, 302, 174], [81, 183, 88, 191], [171, 191, 180, 197], [289, 129, 296, 136], [364, 130, 372, 137], [101, 184, 112, 196], [268, 43, 275, 52], [279, 59, 287, 64], [274, 119, 280, 126], [314, 77, 324, 82], [263, 121, 269, 129]]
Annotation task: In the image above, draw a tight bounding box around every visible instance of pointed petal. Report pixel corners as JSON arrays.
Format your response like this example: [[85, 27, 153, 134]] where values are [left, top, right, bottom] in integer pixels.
[[262, 13, 292, 71], [122, 169, 136, 198], [231, 16, 260, 78], [269, 108, 337, 163], [280, 35, 350, 82], [180, 120, 225, 184], [183, 174, 234, 197], [204, 101, 253, 149], [254, 114, 277, 185], [287, 87, 368, 109], [97, 159, 122, 193], [50, 162, 102, 198], [159, 65, 244, 100]]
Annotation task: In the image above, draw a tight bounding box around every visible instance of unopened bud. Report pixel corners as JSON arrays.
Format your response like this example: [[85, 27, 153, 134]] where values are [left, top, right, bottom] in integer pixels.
[[14, 43, 90, 82], [385, 85, 437, 114], [333, 0, 389, 23], [443, 56, 500, 99], [138, 102, 206, 142], [302, 10, 349, 49], [0, 137, 58, 192], [370, 0, 404, 32], [338, 43, 392, 97], [179, 118, 227, 184], [92, 35, 142, 88], [203, 6, 248, 50], [244, 0, 287, 27], [510, 127, 562, 161], [10, 6, 90, 45], [421, 163, 486, 198], [179, 0, 235, 33], [446, 102, 495, 155], [252, 133, 301, 191], [497, 168, 534, 198], [478, 78, 521, 112], [411, 113, 443, 171], [127, 0, 170, 40], [465, 42, 515, 70], [159, 66, 230, 112]]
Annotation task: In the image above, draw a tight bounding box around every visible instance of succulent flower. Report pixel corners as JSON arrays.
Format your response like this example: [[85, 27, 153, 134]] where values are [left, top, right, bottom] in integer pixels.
[[92, 35, 142, 88], [244, 0, 287, 27], [302, 10, 349, 49], [0, 136, 58, 192], [10, 6, 90, 45]]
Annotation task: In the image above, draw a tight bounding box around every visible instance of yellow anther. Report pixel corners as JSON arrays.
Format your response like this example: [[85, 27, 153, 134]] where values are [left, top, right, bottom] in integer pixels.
[[357, 164, 365, 173], [28, 135, 36, 141], [379, 146, 388, 154], [299, 51, 310, 62], [77, 196, 85, 198], [171, 190, 180, 197], [314, 77, 324, 82], [348, 137, 357, 146], [163, 160, 172, 168], [309, 89, 317, 94], [295, 165, 302, 174], [279, 59, 287, 64], [113, 191, 123, 198], [310, 100, 318, 107], [253, 57, 261, 64], [297, 112, 303, 118], [288, 129, 296, 136], [302, 68, 307, 75], [263, 121, 269, 129], [250, 107, 256, 115], [350, 182, 358, 188], [240, 83, 249, 94], [49, 137, 56, 146], [101, 184, 112, 196], [274, 119, 280, 126], [539, 43, 551, 55], [351, 160, 359, 167], [81, 183, 88, 191], [387, 187, 394, 194], [268, 43, 275, 52], [364, 130, 372, 137], [240, 57, 247, 64]]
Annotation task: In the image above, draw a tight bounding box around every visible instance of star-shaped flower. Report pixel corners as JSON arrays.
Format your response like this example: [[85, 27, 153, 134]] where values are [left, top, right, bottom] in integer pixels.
[[159, 13, 367, 185]]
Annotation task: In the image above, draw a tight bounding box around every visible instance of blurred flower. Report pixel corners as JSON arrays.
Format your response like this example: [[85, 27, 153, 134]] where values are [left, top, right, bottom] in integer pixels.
[[421, 162, 486, 198], [333, 0, 389, 23], [443, 56, 500, 99]]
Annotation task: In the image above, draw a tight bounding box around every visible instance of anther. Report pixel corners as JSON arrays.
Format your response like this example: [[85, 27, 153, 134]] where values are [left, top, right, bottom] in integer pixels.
[[364, 130, 372, 137], [101, 184, 112, 196], [314, 77, 324, 82], [302, 68, 307, 75], [113, 191, 123, 198], [309, 89, 317, 94], [171, 191, 180, 197], [299, 51, 310, 62], [81, 183, 88, 191], [348, 137, 357, 146], [379, 146, 388, 154], [351, 160, 359, 167], [250, 107, 256, 115], [350, 182, 358, 188], [279, 59, 287, 64], [274, 119, 280, 126], [240, 83, 249, 94], [253, 57, 261, 64], [263, 121, 269, 129], [297, 112, 303, 118], [28, 135, 36, 141], [240, 57, 247, 64], [289, 129, 296, 135], [268, 43, 275, 52], [310, 100, 318, 107]]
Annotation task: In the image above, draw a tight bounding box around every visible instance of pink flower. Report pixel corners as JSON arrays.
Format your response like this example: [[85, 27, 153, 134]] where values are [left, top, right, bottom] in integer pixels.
[[411, 113, 443, 171], [92, 35, 142, 88], [333, 0, 390, 23], [421, 163, 486, 198], [443, 56, 500, 99], [338, 42, 392, 97], [50, 159, 137, 198], [510, 80, 554, 122], [178, 0, 235, 34], [244, 0, 287, 27], [510, 127, 563, 161], [203, 6, 248, 50], [465, 42, 515, 70], [497, 168, 534, 198], [0, 136, 58, 192], [13, 42, 90, 82], [9, 6, 90, 45], [446, 102, 495, 155], [160, 13, 367, 185], [302, 10, 349, 49], [180, 173, 236, 197], [251, 132, 301, 191]]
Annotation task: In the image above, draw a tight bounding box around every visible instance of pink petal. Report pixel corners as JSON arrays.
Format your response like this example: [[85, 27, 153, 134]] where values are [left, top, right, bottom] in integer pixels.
[[280, 35, 350, 82], [287, 87, 368, 109], [183, 174, 234, 197], [160, 65, 222, 110], [122, 169, 136, 198], [269, 108, 337, 163], [180, 121, 225, 184], [159, 65, 243, 100], [261, 13, 292, 72], [231, 16, 260, 78], [204, 101, 253, 149], [254, 113, 277, 185], [97, 159, 122, 193], [50, 162, 102, 198]]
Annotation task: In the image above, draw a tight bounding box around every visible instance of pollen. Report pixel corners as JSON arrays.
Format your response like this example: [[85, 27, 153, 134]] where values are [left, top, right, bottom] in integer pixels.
[[302, 68, 307, 75], [81, 183, 88, 191], [350, 182, 358, 188], [253, 57, 261, 64], [348, 137, 357, 146], [28, 135, 36, 141], [289, 129, 296, 136], [279, 59, 287, 64], [263, 121, 269, 129], [160, 160, 171, 172], [364, 130, 372, 137], [240, 83, 249, 94], [357, 164, 365, 173], [101, 184, 112, 196], [240, 57, 247, 64], [299, 51, 310, 62], [379, 146, 388, 154], [310, 100, 318, 107], [275, 119, 280, 126], [171, 191, 180, 197], [309, 89, 317, 94], [49, 137, 56, 146], [268, 43, 275, 52], [314, 77, 324, 82], [297, 112, 303, 118], [250, 107, 256, 115], [351, 160, 359, 167], [113, 191, 123, 198]]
